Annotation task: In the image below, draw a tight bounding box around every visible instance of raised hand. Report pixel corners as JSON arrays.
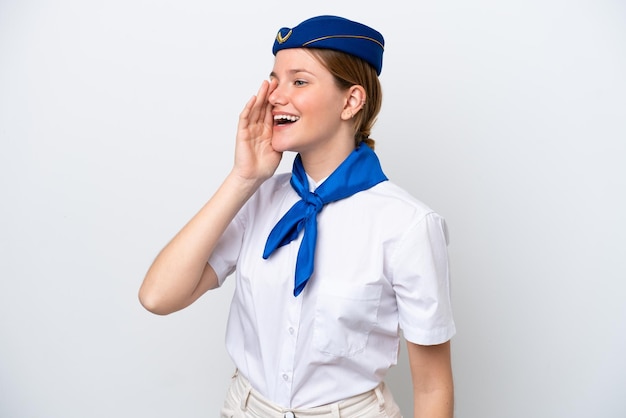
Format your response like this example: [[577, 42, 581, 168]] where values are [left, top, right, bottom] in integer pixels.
[[233, 79, 282, 182], [139, 79, 282, 315]]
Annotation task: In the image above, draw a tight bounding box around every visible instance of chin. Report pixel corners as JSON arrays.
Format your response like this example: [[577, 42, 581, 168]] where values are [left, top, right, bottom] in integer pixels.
[[270, 136, 296, 153]]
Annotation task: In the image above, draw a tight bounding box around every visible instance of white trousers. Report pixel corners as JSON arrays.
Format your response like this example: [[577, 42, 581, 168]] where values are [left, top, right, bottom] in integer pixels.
[[220, 370, 403, 418]]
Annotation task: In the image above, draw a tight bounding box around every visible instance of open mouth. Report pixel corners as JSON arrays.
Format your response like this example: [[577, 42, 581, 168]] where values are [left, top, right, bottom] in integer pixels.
[[274, 114, 300, 126]]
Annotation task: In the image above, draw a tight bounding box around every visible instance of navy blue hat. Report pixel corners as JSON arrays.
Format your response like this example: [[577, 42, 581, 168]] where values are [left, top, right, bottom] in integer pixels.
[[272, 15, 385, 75]]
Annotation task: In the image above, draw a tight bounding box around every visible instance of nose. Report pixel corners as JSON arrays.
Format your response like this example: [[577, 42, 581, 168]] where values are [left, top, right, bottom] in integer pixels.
[[268, 80, 285, 106]]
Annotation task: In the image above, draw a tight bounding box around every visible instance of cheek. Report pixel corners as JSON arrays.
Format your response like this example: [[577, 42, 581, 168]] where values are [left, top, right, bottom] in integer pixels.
[[310, 99, 343, 120], [294, 91, 344, 120]]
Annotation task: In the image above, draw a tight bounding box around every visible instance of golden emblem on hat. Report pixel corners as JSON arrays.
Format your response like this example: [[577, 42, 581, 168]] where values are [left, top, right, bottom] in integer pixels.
[[276, 29, 292, 44]]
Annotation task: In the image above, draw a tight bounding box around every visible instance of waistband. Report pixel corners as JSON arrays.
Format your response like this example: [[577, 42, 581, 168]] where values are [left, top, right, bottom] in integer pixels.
[[225, 370, 395, 417]]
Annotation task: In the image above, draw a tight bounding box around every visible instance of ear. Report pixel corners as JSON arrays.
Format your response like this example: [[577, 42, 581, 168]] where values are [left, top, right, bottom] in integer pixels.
[[341, 85, 366, 120]]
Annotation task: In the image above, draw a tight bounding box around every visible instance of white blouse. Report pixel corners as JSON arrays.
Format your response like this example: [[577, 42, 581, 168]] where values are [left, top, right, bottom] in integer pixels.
[[209, 172, 456, 408]]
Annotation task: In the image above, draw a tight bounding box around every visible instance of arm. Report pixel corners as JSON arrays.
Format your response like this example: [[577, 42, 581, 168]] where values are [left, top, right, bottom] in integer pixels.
[[138, 79, 280, 315], [407, 340, 454, 418]]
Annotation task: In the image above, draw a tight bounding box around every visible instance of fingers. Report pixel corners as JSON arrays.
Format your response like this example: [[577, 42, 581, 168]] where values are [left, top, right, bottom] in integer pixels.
[[267, 78, 278, 97], [239, 80, 274, 126], [254, 80, 270, 120], [239, 80, 278, 136], [253, 80, 271, 122]]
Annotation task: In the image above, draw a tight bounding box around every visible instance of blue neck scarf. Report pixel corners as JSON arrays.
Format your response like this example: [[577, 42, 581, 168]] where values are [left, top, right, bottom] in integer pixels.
[[262, 142, 388, 296]]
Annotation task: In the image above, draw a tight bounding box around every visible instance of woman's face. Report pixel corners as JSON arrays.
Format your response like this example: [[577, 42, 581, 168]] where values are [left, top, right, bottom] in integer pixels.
[[268, 48, 351, 156]]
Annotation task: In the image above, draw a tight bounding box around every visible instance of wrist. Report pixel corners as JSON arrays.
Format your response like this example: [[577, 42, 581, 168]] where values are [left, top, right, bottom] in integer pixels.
[[225, 170, 267, 197]]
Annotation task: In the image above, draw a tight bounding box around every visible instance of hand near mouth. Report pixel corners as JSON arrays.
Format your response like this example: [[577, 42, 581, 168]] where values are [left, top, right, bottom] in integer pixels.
[[233, 79, 283, 184]]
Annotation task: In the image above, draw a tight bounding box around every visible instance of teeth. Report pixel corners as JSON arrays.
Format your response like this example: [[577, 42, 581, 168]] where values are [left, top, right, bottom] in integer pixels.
[[274, 114, 300, 122]]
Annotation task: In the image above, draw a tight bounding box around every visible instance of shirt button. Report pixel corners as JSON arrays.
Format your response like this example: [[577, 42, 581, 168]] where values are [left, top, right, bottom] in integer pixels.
[[284, 412, 295, 418], [288, 327, 295, 335], [282, 374, 289, 381]]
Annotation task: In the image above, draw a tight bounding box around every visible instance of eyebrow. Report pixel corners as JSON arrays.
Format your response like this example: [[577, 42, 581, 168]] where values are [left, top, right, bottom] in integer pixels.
[[269, 69, 314, 79]]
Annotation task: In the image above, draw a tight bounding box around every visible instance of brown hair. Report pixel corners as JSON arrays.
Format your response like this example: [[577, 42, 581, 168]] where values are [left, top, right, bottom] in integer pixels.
[[306, 48, 382, 150]]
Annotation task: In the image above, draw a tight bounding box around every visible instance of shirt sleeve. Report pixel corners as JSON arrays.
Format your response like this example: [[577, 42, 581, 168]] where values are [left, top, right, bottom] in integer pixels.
[[208, 210, 245, 287], [391, 211, 456, 345]]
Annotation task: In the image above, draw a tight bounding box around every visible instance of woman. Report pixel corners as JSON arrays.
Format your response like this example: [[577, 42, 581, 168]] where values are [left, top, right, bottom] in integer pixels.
[[139, 15, 456, 418]]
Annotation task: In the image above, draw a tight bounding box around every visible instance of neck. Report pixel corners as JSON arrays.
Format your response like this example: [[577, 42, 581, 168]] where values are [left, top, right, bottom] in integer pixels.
[[299, 140, 355, 182]]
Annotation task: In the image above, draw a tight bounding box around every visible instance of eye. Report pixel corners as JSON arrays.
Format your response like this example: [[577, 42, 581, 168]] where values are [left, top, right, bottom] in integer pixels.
[[294, 79, 307, 87]]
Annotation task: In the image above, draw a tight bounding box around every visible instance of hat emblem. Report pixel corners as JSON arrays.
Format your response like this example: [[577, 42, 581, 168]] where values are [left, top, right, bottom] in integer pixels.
[[276, 29, 292, 44]]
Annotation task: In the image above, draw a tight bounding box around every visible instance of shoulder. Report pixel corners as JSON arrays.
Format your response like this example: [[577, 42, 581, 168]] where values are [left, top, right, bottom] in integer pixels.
[[256, 172, 292, 200], [329, 180, 447, 245], [364, 180, 442, 224], [375, 182, 450, 247], [239, 172, 294, 218]]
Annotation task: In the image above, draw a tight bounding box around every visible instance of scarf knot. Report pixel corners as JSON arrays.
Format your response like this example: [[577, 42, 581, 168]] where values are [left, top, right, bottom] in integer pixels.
[[263, 143, 388, 296], [303, 192, 324, 212]]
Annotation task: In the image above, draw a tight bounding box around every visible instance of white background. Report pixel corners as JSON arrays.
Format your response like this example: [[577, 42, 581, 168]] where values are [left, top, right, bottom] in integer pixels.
[[1, 1, 625, 417]]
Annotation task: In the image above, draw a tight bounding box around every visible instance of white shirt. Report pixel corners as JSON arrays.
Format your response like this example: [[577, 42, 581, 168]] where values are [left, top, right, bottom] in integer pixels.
[[209, 172, 456, 408]]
